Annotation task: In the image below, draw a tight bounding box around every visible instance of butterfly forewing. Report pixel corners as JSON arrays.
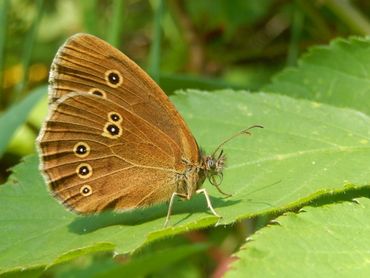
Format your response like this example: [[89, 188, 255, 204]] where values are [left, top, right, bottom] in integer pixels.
[[49, 33, 198, 161]]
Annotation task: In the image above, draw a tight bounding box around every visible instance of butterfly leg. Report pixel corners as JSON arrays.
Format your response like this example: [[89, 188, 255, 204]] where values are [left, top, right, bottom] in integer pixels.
[[164, 192, 187, 227], [195, 188, 221, 218]]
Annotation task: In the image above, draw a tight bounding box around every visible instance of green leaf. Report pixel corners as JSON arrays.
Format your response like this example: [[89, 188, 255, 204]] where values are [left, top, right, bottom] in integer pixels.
[[1, 90, 370, 274], [264, 36, 370, 115], [45, 244, 209, 278], [0, 86, 46, 158], [225, 197, 370, 277], [56, 244, 207, 278]]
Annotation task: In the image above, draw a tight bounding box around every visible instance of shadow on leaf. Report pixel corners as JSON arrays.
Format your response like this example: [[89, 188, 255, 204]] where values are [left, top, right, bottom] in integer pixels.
[[68, 194, 238, 234]]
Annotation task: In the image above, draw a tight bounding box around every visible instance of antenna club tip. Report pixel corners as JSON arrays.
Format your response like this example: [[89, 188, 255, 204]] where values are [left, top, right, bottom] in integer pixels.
[[243, 125, 264, 134], [252, 125, 264, 129]]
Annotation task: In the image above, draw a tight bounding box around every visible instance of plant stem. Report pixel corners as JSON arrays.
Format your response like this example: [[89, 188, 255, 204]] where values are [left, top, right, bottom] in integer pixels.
[[14, 0, 45, 102], [0, 0, 10, 107], [108, 0, 124, 47], [323, 0, 370, 35], [148, 0, 164, 83]]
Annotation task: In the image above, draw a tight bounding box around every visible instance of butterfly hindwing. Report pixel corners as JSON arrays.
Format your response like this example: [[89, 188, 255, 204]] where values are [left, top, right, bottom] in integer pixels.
[[38, 93, 182, 213]]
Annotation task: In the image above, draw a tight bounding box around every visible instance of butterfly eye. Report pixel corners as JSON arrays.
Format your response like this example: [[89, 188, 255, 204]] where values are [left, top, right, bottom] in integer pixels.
[[105, 70, 122, 88], [80, 185, 92, 196], [73, 142, 90, 158], [207, 159, 215, 169]]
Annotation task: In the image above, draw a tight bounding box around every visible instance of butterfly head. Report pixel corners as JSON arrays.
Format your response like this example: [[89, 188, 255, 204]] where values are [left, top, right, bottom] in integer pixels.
[[204, 149, 225, 186], [201, 149, 231, 197]]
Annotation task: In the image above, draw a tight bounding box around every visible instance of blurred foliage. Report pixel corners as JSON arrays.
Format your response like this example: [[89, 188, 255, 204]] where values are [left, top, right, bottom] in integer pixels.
[[0, 0, 370, 277]]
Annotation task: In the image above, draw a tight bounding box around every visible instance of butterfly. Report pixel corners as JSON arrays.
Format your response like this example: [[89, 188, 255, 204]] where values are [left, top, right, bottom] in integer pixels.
[[37, 33, 262, 226]]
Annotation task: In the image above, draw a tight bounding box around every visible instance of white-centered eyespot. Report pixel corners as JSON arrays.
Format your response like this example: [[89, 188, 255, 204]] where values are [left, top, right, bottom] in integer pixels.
[[108, 112, 122, 123], [76, 163, 93, 179], [102, 122, 122, 139], [105, 69, 123, 88], [73, 142, 90, 158], [80, 185, 92, 196]]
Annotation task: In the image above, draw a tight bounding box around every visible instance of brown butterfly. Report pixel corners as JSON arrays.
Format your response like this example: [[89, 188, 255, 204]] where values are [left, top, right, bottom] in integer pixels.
[[37, 33, 262, 226]]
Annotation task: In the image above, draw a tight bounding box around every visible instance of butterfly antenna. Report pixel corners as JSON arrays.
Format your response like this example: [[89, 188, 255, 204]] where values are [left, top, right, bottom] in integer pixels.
[[211, 125, 263, 157]]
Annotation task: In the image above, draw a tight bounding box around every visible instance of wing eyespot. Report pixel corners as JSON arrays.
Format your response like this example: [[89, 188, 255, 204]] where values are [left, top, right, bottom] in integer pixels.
[[88, 88, 107, 98], [76, 163, 92, 179], [102, 122, 122, 139], [108, 112, 122, 123], [105, 70, 122, 88], [107, 124, 120, 135], [73, 142, 90, 158], [80, 185, 92, 196]]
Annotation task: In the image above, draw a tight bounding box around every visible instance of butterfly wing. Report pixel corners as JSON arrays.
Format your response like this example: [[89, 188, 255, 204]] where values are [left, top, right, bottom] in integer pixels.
[[49, 33, 198, 163], [38, 34, 200, 213]]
